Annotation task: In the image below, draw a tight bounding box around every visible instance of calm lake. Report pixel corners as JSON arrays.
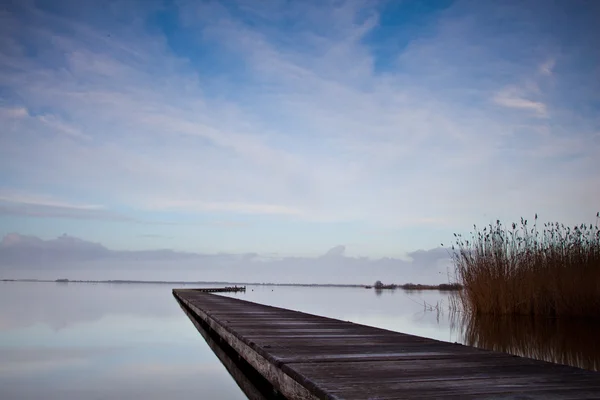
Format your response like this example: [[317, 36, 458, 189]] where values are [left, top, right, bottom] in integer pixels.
[[1, 281, 599, 399]]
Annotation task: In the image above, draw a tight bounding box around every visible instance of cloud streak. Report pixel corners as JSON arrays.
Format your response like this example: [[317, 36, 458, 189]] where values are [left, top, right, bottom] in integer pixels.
[[0, 0, 599, 256], [493, 87, 547, 117], [0, 192, 132, 222]]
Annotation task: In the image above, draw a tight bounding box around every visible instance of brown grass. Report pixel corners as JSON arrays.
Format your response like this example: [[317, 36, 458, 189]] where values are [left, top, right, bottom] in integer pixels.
[[450, 214, 600, 317]]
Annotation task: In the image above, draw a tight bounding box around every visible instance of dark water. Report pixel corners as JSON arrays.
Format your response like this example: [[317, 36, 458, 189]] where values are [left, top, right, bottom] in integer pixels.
[[1, 282, 598, 399]]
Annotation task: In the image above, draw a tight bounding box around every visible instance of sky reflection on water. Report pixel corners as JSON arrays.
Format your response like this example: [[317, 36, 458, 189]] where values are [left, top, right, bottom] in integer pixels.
[[0, 282, 247, 400], [1, 282, 598, 399]]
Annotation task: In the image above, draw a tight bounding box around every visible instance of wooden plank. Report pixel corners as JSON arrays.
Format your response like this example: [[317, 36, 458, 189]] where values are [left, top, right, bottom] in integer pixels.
[[173, 289, 600, 399]]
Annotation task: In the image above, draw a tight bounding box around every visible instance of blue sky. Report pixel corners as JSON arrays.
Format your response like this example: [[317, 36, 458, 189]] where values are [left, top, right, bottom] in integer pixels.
[[1, 0, 599, 259]]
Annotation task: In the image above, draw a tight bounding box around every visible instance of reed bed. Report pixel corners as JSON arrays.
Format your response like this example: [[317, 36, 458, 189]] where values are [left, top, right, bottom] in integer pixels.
[[450, 214, 600, 317]]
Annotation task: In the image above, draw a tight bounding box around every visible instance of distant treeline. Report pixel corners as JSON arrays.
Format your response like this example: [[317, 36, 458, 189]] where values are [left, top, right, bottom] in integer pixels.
[[401, 283, 463, 291], [371, 280, 462, 291]]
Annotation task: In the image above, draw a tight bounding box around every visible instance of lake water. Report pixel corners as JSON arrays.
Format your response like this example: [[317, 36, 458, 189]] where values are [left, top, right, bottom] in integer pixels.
[[1, 282, 598, 399]]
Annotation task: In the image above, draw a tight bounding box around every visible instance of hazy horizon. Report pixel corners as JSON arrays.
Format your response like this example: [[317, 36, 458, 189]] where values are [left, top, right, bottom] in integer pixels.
[[0, 232, 453, 284]]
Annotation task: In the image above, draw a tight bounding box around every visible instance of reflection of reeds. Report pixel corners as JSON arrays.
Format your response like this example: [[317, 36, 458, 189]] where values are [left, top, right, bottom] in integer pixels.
[[451, 215, 600, 317], [454, 313, 600, 371]]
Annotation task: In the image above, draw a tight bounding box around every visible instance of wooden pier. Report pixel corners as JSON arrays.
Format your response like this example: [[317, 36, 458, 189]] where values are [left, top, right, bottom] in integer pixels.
[[173, 289, 600, 399]]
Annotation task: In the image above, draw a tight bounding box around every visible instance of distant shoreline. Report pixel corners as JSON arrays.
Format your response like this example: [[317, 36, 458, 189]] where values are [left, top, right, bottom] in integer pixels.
[[374, 283, 462, 291], [0, 278, 460, 290], [0, 278, 368, 287]]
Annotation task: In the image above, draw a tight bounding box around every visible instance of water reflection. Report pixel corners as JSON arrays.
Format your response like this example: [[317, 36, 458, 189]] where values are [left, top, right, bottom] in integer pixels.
[[219, 285, 458, 344], [456, 313, 600, 371], [0, 282, 248, 400], [176, 297, 285, 400], [3, 281, 599, 400]]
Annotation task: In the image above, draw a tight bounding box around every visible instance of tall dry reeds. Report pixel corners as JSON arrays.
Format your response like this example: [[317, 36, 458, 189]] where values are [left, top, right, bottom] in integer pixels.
[[450, 214, 600, 317]]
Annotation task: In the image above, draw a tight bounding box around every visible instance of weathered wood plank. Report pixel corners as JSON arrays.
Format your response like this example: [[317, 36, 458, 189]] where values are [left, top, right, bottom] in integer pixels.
[[173, 289, 600, 399]]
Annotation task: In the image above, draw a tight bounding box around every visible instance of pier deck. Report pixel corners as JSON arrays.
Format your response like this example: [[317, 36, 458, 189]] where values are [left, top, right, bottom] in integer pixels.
[[173, 289, 600, 399]]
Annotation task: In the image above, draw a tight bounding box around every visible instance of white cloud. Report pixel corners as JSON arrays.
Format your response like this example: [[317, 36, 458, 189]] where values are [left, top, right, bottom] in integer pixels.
[[0, 0, 598, 255], [493, 86, 547, 117]]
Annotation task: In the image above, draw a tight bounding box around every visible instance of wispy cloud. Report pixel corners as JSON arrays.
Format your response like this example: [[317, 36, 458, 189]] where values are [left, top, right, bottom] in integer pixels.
[[0, 202, 130, 221], [493, 86, 548, 117], [37, 114, 90, 139], [539, 58, 556, 76], [0, 0, 599, 256], [0, 106, 28, 119], [0, 191, 103, 210], [0, 191, 131, 221], [143, 199, 302, 216], [138, 234, 172, 239], [492, 57, 560, 118]]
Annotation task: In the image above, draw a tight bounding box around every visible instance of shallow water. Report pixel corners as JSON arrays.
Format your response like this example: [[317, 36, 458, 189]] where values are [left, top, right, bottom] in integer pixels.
[[1, 282, 598, 399]]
